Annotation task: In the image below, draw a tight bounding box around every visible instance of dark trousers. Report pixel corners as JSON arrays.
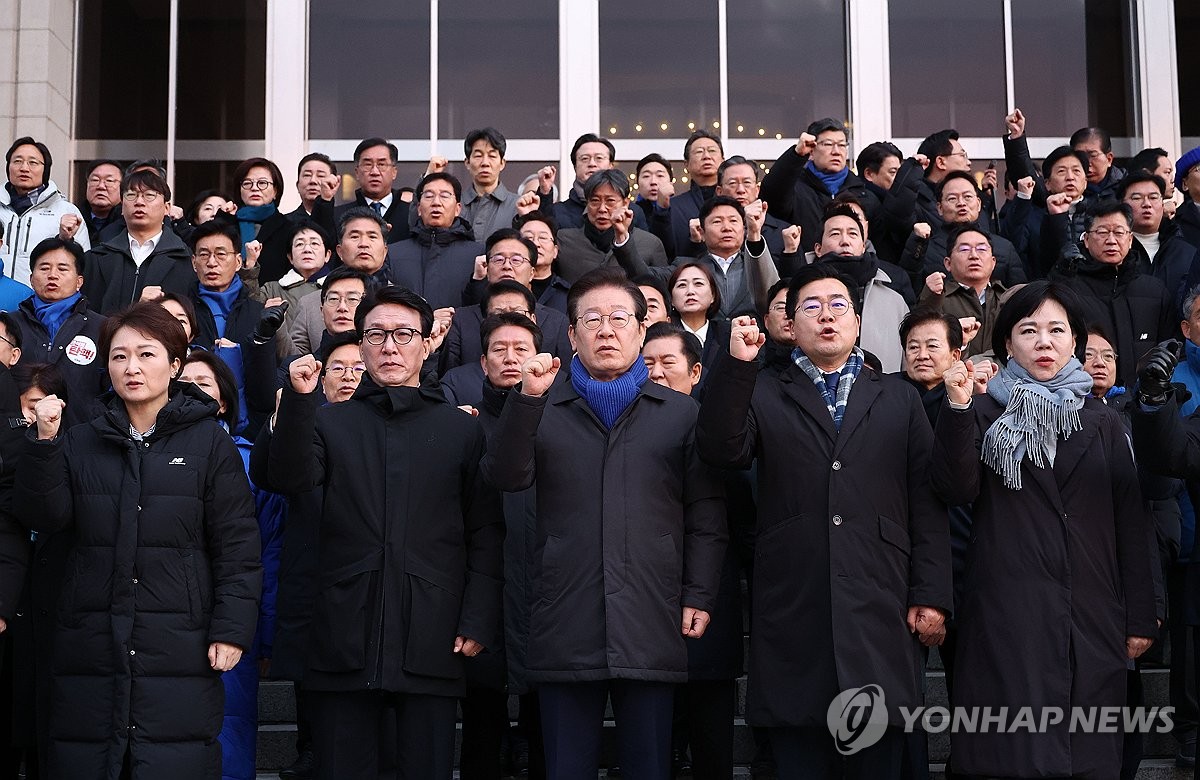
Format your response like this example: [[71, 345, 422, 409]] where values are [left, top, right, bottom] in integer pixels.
[[672, 679, 735, 780], [460, 686, 508, 780], [516, 692, 547, 780], [308, 689, 457, 780], [539, 680, 674, 780], [1169, 563, 1199, 739], [294, 683, 313, 753], [771, 725, 905, 780]]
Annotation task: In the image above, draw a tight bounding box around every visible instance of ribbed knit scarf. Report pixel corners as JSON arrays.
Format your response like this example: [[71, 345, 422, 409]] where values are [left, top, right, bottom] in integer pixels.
[[236, 204, 276, 257], [33, 292, 80, 341], [584, 219, 616, 253], [981, 357, 1093, 490], [196, 274, 243, 339], [569, 354, 648, 429], [792, 346, 864, 430], [805, 161, 849, 196]]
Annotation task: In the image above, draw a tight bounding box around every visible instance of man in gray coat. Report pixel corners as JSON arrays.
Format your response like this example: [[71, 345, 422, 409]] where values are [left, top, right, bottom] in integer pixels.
[[555, 170, 669, 284]]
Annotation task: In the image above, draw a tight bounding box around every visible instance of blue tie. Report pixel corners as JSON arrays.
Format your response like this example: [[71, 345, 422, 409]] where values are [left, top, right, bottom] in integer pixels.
[[823, 371, 840, 394], [370, 201, 384, 218]]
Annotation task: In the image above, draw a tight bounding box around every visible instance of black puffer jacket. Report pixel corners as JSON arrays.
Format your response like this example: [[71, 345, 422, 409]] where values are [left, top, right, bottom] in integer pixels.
[[384, 218, 484, 310], [81, 228, 196, 316], [10, 295, 109, 427], [14, 385, 262, 780]]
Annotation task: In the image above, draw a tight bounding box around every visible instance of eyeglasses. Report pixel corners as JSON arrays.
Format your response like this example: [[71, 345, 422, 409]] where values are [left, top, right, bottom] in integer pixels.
[[952, 243, 992, 255], [487, 254, 530, 267], [942, 151, 970, 160], [9, 157, 44, 169], [1126, 193, 1163, 203], [241, 179, 274, 191], [490, 307, 532, 318], [1082, 149, 1107, 160], [87, 175, 120, 186], [323, 293, 364, 308], [768, 303, 789, 313], [1084, 349, 1117, 364], [576, 311, 634, 330], [291, 237, 325, 250], [815, 141, 849, 151], [943, 194, 979, 205], [799, 298, 851, 318], [0, 333, 16, 350], [1088, 227, 1131, 239], [575, 154, 610, 165], [325, 363, 366, 377], [122, 190, 162, 203], [195, 249, 237, 262], [689, 146, 722, 158], [722, 178, 757, 190], [356, 160, 394, 171], [362, 327, 422, 346], [419, 190, 457, 203]]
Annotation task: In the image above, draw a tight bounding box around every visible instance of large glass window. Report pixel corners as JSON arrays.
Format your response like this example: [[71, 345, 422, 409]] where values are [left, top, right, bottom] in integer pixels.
[[727, 0, 847, 142], [438, 1, 558, 139], [309, 0, 431, 139], [599, 0, 720, 143], [177, 0, 266, 140], [1176, 0, 1200, 138], [76, 0, 169, 139], [888, 0, 1007, 137]]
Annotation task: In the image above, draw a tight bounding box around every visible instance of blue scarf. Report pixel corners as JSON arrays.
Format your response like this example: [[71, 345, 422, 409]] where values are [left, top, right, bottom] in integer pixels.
[[32, 292, 81, 342], [236, 203, 277, 257], [196, 274, 243, 340], [791, 346, 864, 430], [569, 354, 648, 429], [805, 160, 849, 196]]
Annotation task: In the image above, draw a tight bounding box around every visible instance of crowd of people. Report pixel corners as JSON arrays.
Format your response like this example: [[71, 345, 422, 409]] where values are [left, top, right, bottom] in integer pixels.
[[0, 105, 1199, 780]]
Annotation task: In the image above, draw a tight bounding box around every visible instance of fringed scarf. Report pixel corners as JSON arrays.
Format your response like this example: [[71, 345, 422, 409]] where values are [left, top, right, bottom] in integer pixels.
[[791, 346, 865, 430]]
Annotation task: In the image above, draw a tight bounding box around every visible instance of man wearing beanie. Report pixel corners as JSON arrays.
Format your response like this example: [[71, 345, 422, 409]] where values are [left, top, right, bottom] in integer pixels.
[[483, 267, 727, 779], [1174, 146, 1200, 251]]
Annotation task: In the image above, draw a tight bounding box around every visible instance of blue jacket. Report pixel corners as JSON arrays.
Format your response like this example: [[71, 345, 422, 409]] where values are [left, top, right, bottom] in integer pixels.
[[0, 260, 31, 311]]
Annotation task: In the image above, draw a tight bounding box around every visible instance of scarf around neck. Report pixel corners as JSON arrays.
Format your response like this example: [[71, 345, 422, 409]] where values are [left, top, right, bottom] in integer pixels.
[[791, 346, 865, 430], [569, 354, 648, 429], [33, 292, 81, 342], [584, 219, 616, 253], [236, 203, 277, 256], [981, 357, 1093, 490], [197, 274, 244, 339], [805, 160, 849, 196]]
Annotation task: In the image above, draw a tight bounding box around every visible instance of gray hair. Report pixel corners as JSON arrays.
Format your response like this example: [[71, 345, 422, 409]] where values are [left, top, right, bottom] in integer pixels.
[[337, 205, 388, 242], [582, 168, 630, 200], [1184, 283, 1200, 322]]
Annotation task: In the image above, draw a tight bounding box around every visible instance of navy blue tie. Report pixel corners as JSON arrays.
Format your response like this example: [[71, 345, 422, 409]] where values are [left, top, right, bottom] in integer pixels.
[[370, 202, 384, 218]]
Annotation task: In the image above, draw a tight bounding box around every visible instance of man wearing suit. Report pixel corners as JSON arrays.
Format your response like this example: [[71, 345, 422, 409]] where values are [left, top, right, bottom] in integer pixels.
[[288, 153, 339, 223], [677, 196, 779, 322], [334, 138, 411, 244]]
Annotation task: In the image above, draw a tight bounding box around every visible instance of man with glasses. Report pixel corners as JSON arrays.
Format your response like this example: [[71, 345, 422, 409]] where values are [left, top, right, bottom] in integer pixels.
[[917, 225, 1006, 360], [910, 129, 977, 228], [556, 169, 669, 283], [1119, 170, 1198, 320], [1071, 126, 1127, 202], [1, 137, 90, 288], [1050, 200, 1175, 387], [483, 266, 726, 780], [669, 130, 725, 256], [81, 169, 194, 315], [696, 262, 950, 778], [761, 118, 878, 262], [533, 133, 650, 232], [261, 284, 503, 780], [334, 137, 410, 244], [79, 160, 126, 244]]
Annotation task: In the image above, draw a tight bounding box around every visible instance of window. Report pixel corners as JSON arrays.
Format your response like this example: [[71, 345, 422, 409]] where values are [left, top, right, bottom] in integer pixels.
[[176, 0, 266, 140], [76, 0, 169, 139], [1176, 0, 1200, 138]]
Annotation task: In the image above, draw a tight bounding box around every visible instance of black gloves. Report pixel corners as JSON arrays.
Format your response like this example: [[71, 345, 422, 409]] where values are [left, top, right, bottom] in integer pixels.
[[1136, 339, 1183, 406], [252, 300, 289, 344]]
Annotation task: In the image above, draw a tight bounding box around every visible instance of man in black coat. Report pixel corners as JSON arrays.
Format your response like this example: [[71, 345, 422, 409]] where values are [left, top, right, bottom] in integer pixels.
[[531, 133, 650, 232], [668, 131, 724, 257], [761, 117, 881, 258], [482, 268, 726, 779], [715, 156, 803, 275], [260, 285, 503, 780], [334, 138, 411, 245], [696, 263, 952, 777], [78, 160, 126, 244], [1120, 170, 1198, 317]]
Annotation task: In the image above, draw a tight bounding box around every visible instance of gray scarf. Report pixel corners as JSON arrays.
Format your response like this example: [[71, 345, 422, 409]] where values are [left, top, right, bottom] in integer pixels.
[[981, 357, 1093, 490]]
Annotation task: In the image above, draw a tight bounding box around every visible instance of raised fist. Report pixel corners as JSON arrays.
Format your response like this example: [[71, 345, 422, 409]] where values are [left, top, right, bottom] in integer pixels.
[[730, 316, 766, 362], [781, 225, 802, 254], [34, 394, 66, 440], [925, 272, 945, 296], [796, 132, 817, 157], [1005, 108, 1026, 140], [288, 354, 323, 394], [520, 353, 561, 397], [58, 214, 82, 240]]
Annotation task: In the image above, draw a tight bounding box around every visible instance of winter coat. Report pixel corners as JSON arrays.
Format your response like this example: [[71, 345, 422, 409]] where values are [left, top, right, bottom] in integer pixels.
[[555, 226, 669, 284], [816, 253, 910, 373], [695, 355, 951, 727], [1126, 218, 1198, 318], [481, 370, 727, 684], [916, 279, 1007, 360], [261, 269, 324, 357], [460, 183, 519, 245], [259, 376, 504, 696], [82, 228, 196, 316], [11, 295, 109, 426], [13, 385, 262, 780], [668, 184, 717, 258], [536, 185, 650, 232], [0, 181, 91, 289], [900, 221, 1027, 290], [223, 209, 293, 284], [0, 264, 32, 311], [385, 219, 484, 310], [439, 302, 573, 374], [335, 189, 411, 245], [1177, 200, 1200, 251], [934, 396, 1157, 777]]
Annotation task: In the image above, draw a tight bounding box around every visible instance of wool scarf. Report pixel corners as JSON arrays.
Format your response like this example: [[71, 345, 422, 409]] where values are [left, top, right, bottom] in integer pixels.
[[32, 291, 80, 341], [791, 346, 865, 430], [236, 203, 277, 256], [196, 274, 244, 340], [981, 357, 1093, 490], [805, 161, 849, 196], [569, 354, 648, 429]]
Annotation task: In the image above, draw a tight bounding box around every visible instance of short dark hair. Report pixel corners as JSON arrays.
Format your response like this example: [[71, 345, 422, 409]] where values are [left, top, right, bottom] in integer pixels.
[[28, 236, 85, 275], [1082, 201, 1134, 231], [582, 169, 630, 200], [935, 170, 981, 201], [917, 129, 960, 162], [1042, 146, 1090, 181], [717, 155, 759, 186], [480, 312, 543, 353], [991, 280, 1089, 364], [684, 129, 723, 159], [320, 266, 373, 303], [567, 267, 647, 323], [188, 218, 243, 254], [11, 362, 65, 401], [1128, 147, 1169, 178], [636, 153, 673, 178], [945, 223, 994, 254], [287, 218, 333, 253], [354, 285, 434, 339], [233, 157, 286, 206], [317, 330, 362, 367], [668, 261, 722, 320], [100, 301, 189, 365], [644, 321, 702, 369], [807, 118, 847, 137], [353, 138, 398, 164], [85, 158, 123, 181], [856, 142, 904, 176], [181, 350, 240, 429], [1070, 127, 1113, 154], [766, 278, 791, 309], [1085, 321, 1117, 348], [481, 280, 536, 315], [185, 189, 235, 224], [123, 169, 172, 203], [0, 312, 22, 350], [336, 205, 388, 242], [699, 195, 745, 227], [820, 204, 865, 238], [464, 127, 507, 159], [899, 307, 964, 351], [1117, 169, 1166, 199], [296, 152, 337, 178], [417, 171, 462, 202], [632, 274, 669, 307], [570, 134, 616, 166], [5, 137, 51, 184], [156, 292, 199, 339], [484, 228, 538, 266], [513, 210, 559, 241], [126, 159, 166, 178], [786, 263, 859, 320]]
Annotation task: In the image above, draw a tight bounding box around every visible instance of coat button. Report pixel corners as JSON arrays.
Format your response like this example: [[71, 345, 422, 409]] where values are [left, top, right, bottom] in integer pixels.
[[832, 515, 843, 526], [129, 650, 136, 656], [132, 578, 138, 584], [832, 460, 842, 471]]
